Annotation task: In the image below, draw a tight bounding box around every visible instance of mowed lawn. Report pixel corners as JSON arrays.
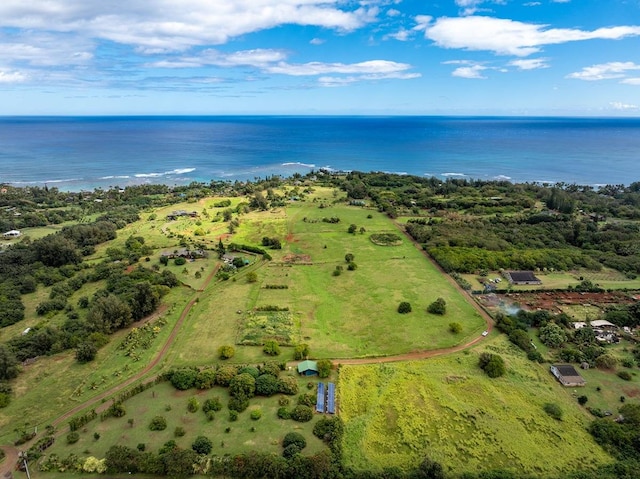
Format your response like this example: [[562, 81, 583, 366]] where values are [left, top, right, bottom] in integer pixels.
[[174, 190, 486, 363], [338, 337, 614, 477]]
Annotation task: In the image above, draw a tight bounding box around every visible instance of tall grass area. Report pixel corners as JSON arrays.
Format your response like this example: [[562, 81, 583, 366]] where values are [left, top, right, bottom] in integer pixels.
[[339, 337, 613, 477]]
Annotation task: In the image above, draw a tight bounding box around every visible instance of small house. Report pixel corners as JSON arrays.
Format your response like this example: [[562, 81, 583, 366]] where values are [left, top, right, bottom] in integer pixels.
[[550, 364, 586, 387], [297, 360, 319, 376], [505, 271, 542, 285]]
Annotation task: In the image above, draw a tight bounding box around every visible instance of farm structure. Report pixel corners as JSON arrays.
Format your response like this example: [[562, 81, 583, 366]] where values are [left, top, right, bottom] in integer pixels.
[[2, 229, 21, 239], [166, 210, 198, 220], [573, 319, 620, 344], [315, 382, 336, 414], [504, 271, 542, 285], [297, 360, 318, 376], [160, 248, 207, 260], [550, 364, 586, 387]]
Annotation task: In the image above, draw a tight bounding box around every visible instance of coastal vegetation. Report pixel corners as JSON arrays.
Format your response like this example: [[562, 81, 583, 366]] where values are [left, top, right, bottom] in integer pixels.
[[2, 172, 640, 478]]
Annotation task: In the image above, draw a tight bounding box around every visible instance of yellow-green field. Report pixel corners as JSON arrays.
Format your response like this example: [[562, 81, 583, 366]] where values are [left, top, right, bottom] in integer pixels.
[[338, 337, 614, 477]]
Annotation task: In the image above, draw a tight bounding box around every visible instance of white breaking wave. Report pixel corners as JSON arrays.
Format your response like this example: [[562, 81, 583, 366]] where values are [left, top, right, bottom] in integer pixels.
[[134, 168, 196, 178], [494, 175, 512, 180], [281, 162, 315, 168], [442, 172, 466, 177]]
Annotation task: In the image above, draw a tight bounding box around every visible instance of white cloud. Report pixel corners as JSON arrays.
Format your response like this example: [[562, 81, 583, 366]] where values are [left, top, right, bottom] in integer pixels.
[[610, 101, 638, 110], [266, 59, 416, 76], [0, 69, 27, 83], [0, 1, 378, 53], [452, 64, 487, 79], [523, 2, 541, 6], [622, 77, 640, 85], [385, 28, 412, 41], [509, 58, 549, 70], [567, 62, 640, 81], [310, 38, 325, 45], [416, 16, 640, 56]]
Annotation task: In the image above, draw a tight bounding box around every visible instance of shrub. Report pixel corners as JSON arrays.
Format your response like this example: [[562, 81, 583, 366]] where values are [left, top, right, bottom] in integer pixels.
[[279, 397, 290, 406], [543, 402, 563, 421], [596, 354, 618, 370], [317, 359, 333, 379], [298, 393, 316, 407], [187, 397, 200, 413], [277, 376, 299, 395], [277, 407, 291, 419], [149, 415, 167, 431], [428, 298, 446, 315], [398, 302, 412, 314], [238, 366, 260, 378], [67, 432, 80, 444], [194, 369, 216, 389], [192, 435, 213, 455], [255, 374, 279, 396], [618, 370, 633, 381], [174, 257, 187, 266], [250, 409, 262, 420], [229, 373, 256, 399], [294, 344, 310, 360], [76, 342, 98, 363], [229, 410, 238, 421], [228, 395, 250, 412], [174, 427, 186, 437], [578, 395, 589, 406], [478, 352, 506, 378], [263, 340, 281, 356], [449, 322, 462, 334], [291, 405, 313, 422], [218, 345, 235, 360], [206, 411, 215, 422], [283, 432, 307, 449], [282, 443, 302, 458], [203, 397, 222, 413], [347, 262, 357, 271], [215, 365, 238, 386]]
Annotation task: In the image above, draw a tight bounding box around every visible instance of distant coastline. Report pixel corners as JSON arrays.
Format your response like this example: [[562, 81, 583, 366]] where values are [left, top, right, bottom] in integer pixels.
[[1, 116, 639, 191]]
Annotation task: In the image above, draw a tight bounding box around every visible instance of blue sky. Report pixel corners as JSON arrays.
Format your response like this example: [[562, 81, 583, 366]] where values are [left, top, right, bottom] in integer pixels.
[[0, 0, 639, 115]]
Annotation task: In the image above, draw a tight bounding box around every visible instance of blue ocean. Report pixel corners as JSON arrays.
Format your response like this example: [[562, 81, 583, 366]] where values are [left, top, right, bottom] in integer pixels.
[[0, 116, 639, 191]]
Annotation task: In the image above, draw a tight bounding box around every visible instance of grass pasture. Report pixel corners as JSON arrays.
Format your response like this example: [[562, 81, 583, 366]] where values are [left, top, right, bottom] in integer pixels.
[[172, 190, 486, 363], [338, 337, 613, 477]]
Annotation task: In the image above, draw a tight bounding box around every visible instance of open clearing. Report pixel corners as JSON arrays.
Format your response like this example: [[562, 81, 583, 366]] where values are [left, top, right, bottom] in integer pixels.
[[338, 337, 613, 477]]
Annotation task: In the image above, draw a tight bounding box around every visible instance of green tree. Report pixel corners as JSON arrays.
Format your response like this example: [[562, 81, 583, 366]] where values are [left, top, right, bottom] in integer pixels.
[[229, 373, 256, 399], [539, 322, 567, 348], [427, 298, 446, 315], [479, 352, 506, 378], [215, 365, 238, 386], [169, 368, 198, 390], [283, 432, 307, 450], [0, 345, 19, 380], [191, 435, 213, 455], [345, 253, 355, 263], [294, 343, 310, 360], [75, 342, 98, 363], [317, 359, 332, 378], [348, 224, 357, 234], [86, 294, 132, 334], [263, 340, 281, 356], [149, 415, 167, 431], [194, 369, 216, 389], [255, 374, 280, 396], [449, 322, 462, 334], [247, 271, 258, 283]]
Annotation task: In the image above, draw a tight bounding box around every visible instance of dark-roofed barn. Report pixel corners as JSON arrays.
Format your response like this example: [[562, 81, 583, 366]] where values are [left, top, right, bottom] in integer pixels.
[[550, 364, 586, 387], [505, 271, 542, 285]]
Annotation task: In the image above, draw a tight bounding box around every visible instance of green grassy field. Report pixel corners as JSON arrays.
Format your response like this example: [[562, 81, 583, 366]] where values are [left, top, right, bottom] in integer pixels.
[[338, 336, 614, 477], [169, 189, 486, 363]]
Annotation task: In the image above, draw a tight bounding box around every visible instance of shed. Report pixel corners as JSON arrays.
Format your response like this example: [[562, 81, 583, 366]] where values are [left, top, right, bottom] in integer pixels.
[[550, 364, 586, 387], [505, 271, 542, 285], [297, 360, 319, 376]]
